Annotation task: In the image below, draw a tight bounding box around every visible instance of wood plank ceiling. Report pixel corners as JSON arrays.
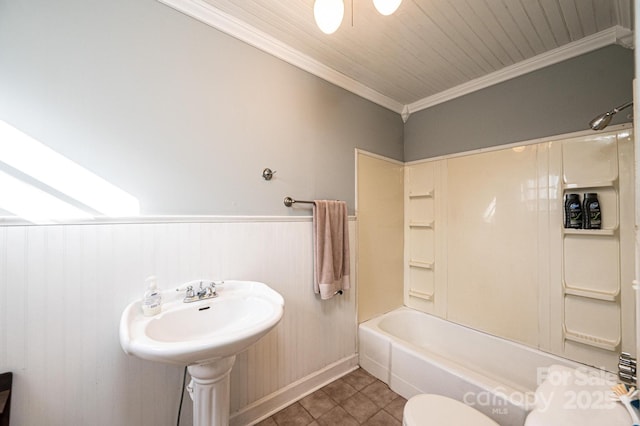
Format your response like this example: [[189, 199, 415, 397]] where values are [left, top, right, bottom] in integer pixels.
[[191, 0, 633, 113]]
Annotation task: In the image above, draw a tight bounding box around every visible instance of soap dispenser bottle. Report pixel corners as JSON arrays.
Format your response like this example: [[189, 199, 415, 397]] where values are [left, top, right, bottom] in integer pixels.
[[142, 276, 162, 316]]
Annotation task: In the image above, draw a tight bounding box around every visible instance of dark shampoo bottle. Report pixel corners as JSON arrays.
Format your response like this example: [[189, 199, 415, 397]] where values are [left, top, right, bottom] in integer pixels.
[[564, 193, 583, 229], [583, 193, 601, 229]]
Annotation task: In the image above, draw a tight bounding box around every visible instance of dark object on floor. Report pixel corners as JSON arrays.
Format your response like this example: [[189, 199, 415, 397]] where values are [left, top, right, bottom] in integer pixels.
[[0, 372, 12, 426]]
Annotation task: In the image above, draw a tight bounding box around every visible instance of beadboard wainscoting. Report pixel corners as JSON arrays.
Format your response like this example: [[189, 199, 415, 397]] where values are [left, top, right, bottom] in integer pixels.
[[0, 218, 357, 426]]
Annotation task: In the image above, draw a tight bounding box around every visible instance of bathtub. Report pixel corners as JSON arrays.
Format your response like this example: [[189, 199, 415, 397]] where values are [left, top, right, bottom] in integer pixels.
[[359, 307, 590, 426]]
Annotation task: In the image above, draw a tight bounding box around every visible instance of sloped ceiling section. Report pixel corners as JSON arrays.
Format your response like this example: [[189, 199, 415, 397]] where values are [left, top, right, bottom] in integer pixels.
[[157, 0, 633, 120]]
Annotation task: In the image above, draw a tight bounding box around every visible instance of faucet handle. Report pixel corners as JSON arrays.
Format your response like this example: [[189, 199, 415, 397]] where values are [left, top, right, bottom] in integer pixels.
[[205, 283, 216, 297], [198, 281, 216, 296], [186, 285, 195, 298]]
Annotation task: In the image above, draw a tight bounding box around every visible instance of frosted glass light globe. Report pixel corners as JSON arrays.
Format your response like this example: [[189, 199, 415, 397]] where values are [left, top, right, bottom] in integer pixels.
[[373, 0, 402, 16], [314, 0, 344, 34]]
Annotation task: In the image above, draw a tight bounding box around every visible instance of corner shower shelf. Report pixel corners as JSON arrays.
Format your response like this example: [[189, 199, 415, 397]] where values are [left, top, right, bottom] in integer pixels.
[[408, 289, 434, 301], [408, 260, 434, 270], [563, 327, 620, 352], [562, 179, 616, 190], [408, 190, 434, 199], [562, 228, 616, 236], [409, 221, 434, 229], [559, 145, 625, 367], [563, 285, 619, 302]]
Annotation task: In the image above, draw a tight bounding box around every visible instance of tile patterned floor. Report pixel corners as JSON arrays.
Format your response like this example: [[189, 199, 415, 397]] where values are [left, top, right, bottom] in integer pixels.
[[256, 368, 406, 426]]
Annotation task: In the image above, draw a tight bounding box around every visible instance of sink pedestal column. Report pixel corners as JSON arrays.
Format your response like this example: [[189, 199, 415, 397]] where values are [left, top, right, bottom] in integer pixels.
[[188, 355, 237, 426]]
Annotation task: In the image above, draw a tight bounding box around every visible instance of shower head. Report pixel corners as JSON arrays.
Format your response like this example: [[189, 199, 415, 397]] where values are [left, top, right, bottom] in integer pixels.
[[589, 101, 633, 131]]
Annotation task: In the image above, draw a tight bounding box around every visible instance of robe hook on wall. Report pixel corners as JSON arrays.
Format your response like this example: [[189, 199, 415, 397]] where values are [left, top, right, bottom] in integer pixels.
[[262, 168, 276, 181]]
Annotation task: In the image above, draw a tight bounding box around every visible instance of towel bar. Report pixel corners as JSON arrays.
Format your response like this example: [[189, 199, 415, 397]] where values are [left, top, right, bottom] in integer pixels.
[[284, 197, 314, 207]]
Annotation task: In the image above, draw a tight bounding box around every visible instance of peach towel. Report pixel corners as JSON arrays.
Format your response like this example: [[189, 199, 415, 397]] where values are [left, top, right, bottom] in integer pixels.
[[313, 200, 350, 299]]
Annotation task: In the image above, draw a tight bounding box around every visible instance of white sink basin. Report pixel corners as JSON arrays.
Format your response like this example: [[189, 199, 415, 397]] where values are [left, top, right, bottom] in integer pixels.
[[119, 280, 284, 366]]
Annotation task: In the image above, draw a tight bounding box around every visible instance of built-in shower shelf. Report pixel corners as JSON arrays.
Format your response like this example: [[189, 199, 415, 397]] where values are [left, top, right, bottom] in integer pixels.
[[408, 289, 434, 301], [408, 190, 434, 199], [563, 328, 620, 352], [562, 228, 616, 236], [562, 179, 616, 190], [563, 285, 618, 302], [408, 260, 434, 270], [556, 135, 632, 369], [409, 221, 434, 229]]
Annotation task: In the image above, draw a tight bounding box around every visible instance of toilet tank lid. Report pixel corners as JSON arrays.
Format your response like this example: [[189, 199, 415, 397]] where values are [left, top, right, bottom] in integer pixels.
[[404, 394, 498, 426]]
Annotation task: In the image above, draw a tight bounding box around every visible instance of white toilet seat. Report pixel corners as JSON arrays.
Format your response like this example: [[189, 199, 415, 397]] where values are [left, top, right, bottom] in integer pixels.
[[403, 394, 499, 426]]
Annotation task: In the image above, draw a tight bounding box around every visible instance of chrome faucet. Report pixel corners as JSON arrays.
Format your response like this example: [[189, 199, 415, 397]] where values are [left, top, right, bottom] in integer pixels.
[[196, 281, 215, 298], [177, 280, 218, 303]]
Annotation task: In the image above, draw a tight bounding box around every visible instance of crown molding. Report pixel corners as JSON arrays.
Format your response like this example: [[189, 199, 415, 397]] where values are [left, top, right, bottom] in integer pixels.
[[406, 26, 634, 117], [156, 0, 632, 122], [156, 0, 404, 114]]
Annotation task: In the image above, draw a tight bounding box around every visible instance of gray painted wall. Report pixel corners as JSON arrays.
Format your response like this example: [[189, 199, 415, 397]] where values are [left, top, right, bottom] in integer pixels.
[[1, 0, 634, 216], [404, 45, 634, 161], [0, 0, 404, 217]]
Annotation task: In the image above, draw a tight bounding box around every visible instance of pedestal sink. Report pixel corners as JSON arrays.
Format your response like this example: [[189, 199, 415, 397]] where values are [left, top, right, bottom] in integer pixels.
[[119, 280, 284, 426]]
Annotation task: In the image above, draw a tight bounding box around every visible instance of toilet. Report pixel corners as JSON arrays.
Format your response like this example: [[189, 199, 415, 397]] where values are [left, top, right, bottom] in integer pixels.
[[403, 394, 499, 426], [525, 365, 631, 425]]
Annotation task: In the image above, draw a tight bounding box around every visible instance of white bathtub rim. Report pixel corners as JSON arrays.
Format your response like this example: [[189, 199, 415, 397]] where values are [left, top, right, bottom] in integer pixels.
[[359, 306, 605, 411], [366, 308, 565, 361], [387, 331, 536, 409], [363, 306, 592, 373]]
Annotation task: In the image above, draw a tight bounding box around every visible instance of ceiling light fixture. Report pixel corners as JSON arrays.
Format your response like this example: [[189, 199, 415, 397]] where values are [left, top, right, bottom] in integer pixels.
[[314, 0, 344, 35], [313, 0, 402, 34], [372, 0, 402, 16]]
